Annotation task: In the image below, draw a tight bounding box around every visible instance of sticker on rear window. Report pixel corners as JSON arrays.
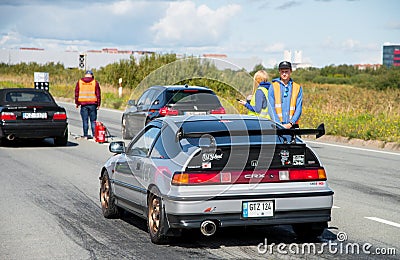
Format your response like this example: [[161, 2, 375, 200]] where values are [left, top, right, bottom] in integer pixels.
[[293, 155, 305, 165]]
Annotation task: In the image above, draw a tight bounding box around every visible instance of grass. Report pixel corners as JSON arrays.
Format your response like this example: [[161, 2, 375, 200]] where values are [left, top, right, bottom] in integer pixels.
[[1, 75, 399, 143]]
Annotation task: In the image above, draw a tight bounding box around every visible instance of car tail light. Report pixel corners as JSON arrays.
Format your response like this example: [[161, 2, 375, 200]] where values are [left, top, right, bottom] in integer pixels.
[[210, 107, 226, 114], [171, 167, 326, 185], [159, 106, 179, 116], [1, 112, 16, 121], [53, 112, 67, 120]]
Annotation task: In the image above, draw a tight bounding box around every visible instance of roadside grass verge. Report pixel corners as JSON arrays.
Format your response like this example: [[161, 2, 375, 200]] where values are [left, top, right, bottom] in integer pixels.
[[1, 76, 399, 143]]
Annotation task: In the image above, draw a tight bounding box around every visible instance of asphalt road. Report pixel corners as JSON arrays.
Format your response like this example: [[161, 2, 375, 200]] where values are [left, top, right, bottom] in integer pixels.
[[0, 102, 398, 259]]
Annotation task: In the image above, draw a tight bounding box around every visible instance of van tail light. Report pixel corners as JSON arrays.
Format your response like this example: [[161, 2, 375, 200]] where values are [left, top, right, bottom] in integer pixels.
[[53, 112, 67, 120], [171, 167, 327, 185], [159, 106, 179, 116], [210, 107, 226, 114], [1, 112, 17, 121]]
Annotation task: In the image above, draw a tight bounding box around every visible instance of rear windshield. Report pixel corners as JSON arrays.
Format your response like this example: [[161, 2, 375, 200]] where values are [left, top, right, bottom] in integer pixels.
[[180, 119, 300, 145], [166, 90, 220, 105], [4, 91, 53, 103]]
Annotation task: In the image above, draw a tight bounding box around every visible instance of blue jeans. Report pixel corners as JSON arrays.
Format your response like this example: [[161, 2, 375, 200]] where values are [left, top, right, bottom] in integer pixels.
[[80, 104, 97, 136]]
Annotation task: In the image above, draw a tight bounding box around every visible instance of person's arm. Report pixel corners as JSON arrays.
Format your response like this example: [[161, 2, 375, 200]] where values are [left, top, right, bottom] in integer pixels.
[[253, 89, 265, 113], [244, 102, 255, 112], [290, 86, 303, 124], [75, 81, 80, 107], [96, 81, 101, 108], [268, 86, 280, 123]]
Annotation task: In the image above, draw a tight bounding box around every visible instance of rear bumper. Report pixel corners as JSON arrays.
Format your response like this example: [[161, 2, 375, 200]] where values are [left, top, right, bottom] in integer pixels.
[[1, 121, 67, 138], [166, 209, 331, 229], [163, 191, 333, 229]]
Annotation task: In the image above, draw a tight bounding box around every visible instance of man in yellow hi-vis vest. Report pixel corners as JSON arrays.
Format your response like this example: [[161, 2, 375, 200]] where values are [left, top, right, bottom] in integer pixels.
[[268, 61, 303, 129], [75, 70, 101, 138]]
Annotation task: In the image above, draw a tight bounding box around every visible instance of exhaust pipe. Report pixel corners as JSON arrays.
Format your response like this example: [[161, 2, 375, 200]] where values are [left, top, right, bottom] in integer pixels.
[[6, 134, 15, 141], [200, 220, 217, 236]]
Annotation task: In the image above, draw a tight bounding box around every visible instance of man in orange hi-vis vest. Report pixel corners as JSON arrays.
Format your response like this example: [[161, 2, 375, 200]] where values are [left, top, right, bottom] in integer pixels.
[[268, 61, 303, 129], [75, 70, 101, 138]]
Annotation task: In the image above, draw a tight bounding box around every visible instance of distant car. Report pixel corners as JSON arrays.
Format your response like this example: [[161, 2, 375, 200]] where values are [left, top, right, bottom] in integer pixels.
[[121, 85, 225, 139], [100, 114, 333, 244], [0, 88, 68, 146]]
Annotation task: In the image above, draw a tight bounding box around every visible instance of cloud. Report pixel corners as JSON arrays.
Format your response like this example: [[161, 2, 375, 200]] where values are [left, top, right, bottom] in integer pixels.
[[263, 43, 285, 53], [275, 1, 301, 10], [151, 1, 241, 46], [0, 32, 19, 45], [386, 21, 400, 30]]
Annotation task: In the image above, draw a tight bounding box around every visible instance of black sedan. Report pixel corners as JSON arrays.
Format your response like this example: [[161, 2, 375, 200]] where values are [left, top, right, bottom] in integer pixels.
[[0, 88, 68, 146]]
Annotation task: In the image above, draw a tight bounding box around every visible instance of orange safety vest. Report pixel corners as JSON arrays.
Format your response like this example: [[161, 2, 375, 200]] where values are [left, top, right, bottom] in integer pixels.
[[78, 79, 97, 102], [272, 81, 301, 123]]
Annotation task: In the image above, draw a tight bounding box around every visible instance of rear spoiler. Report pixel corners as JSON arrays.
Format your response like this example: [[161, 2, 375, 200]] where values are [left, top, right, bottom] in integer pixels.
[[277, 123, 325, 139], [176, 123, 325, 141]]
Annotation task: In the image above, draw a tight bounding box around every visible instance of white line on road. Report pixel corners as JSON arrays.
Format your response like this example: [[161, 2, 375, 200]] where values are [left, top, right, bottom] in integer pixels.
[[365, 217, 400, 228], [332, 205, 340, 209], [306, 141, 400, 156]]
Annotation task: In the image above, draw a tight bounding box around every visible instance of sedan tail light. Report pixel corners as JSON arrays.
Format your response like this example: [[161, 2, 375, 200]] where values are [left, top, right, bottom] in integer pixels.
[[171, 167, 327, 185], [210, 107, 226, 114], [159, 106, 179, 116], [53, 112, 67, 120], [0, 112, 17, 121]]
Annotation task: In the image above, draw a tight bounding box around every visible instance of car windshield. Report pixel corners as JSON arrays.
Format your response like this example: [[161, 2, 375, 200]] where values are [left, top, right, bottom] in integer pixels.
[[5, 91, 53, 103], [166, 90, 220, 105]]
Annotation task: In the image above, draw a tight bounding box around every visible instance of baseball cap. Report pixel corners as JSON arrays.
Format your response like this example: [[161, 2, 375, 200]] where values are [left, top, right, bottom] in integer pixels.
[[278, 61, 292, 70], [85, 70, 94, 76]]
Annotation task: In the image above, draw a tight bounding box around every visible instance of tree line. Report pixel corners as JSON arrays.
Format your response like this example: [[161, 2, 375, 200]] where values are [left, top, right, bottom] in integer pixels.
[[1, 54, 399, 93]]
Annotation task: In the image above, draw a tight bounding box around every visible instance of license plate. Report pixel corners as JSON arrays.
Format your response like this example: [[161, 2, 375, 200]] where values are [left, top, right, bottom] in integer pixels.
[[184, 111, 206, 115], [22, 112, 47, 119], [242, 200, 274, 218]]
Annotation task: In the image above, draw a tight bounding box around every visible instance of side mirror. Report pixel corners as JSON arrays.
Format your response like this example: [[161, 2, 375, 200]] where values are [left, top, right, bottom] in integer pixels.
[[109, 141, 125, 154], [128, 100, 136, 106]]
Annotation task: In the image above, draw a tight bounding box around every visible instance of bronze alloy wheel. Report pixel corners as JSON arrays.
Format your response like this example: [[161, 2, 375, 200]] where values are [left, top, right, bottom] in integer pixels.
[[148, 196, 161, 235], [100, 176, 110, 210]]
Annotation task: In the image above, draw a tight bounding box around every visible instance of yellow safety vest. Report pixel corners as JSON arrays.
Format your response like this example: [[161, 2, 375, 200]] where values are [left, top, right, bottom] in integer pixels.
[[78, 79, 97, 102], [272, 81, 300, 123], [248, 86, 270, 119]]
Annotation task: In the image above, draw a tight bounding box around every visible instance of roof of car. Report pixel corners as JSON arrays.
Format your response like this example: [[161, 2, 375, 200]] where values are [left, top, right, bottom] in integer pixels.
[[0, 88, 47, 93], [156, 114, 271, 123], [150, 85, 213, 92]]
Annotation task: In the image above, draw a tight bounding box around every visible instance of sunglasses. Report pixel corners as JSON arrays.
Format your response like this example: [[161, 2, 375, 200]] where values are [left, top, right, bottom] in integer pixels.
[[283, 86, 289, 97]]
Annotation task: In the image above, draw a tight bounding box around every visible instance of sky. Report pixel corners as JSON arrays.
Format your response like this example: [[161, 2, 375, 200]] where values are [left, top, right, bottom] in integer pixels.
[[0, 0, 399, 68]]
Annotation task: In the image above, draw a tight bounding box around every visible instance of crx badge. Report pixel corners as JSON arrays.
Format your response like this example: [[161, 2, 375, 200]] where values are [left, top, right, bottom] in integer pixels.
[[280, 150, 291, 165]]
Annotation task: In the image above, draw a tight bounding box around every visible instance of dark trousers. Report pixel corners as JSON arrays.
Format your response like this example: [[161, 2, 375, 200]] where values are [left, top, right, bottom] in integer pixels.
[[80, 104, 97, 136]]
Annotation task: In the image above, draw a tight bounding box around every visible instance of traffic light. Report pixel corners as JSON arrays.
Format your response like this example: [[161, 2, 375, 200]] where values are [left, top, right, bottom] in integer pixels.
[[79, 54, 85, 69]]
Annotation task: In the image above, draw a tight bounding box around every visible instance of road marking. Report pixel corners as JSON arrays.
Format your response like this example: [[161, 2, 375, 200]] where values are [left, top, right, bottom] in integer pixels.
[[332, 205, 340, 209], [306, 141, 400, 156], [365, 217, 400, 228]]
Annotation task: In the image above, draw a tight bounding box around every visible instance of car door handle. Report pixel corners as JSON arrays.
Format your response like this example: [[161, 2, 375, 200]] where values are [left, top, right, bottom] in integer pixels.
[[136, 162, 141, 170]]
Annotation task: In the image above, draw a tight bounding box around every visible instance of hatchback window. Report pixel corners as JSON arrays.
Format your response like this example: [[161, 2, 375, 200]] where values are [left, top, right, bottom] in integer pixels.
[[166, 90, 220, 105]]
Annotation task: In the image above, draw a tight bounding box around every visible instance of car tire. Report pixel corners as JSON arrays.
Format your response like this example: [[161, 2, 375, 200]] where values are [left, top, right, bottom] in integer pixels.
[[54, 127, 68, 146], [100, 171, 120, 219], [292, 222, 327, 238], [122, 116, 132, 140], [147, 192, 168, 244]]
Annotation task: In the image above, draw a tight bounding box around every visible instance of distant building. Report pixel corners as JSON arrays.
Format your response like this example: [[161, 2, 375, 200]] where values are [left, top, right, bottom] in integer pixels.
[[0, 48, 261, 72], [382, 43, 400, 67], [282, 50, 311, 70], [354, 64, 382, 70]]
